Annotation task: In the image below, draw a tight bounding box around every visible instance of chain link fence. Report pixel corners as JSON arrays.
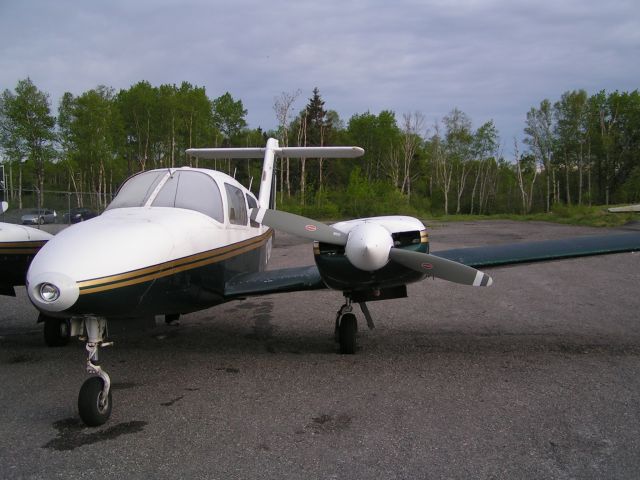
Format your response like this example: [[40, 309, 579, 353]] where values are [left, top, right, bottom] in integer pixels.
[[0, 187, 111, 227]]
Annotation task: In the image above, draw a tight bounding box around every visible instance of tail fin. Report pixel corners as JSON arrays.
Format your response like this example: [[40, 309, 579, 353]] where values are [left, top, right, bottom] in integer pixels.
[[186, 138, 364, 209]]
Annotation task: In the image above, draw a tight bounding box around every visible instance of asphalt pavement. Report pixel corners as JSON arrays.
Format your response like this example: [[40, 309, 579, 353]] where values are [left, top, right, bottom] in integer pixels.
[[1, 220, 640, 479]]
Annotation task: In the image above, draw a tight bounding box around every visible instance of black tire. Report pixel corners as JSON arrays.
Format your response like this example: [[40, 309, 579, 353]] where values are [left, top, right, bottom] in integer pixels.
[[78, 377, 112, 427], [43, 316, 71, 347], [38, 216, 44, 225], [338, 313, 357, 354]]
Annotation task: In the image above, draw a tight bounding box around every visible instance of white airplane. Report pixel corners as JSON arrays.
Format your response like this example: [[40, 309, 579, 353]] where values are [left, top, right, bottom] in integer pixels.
[[608, 204, 640, 213], [0, 201, 52, 296], [12, 138, 640, 427]]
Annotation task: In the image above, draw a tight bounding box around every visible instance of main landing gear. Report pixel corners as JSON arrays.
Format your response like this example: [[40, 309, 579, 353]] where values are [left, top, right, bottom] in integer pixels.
[[41, 314, 71, 347], [334, 299, 375, 354], [77, 317, 113, 426]]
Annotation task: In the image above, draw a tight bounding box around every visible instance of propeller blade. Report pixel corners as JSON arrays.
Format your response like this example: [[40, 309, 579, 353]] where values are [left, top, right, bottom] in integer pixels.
[[389, 248, 493, 287], [249, 208, 348, 246]]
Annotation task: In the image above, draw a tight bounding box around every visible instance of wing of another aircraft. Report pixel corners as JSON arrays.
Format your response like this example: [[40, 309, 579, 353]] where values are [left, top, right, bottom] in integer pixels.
[[432, 231, 640, 268], [224, 265, 326, 298]]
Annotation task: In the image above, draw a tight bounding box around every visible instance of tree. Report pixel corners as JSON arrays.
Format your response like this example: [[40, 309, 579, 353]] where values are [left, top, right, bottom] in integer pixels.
[[469, 120, 499, 214], [58, 86, 121, 209], [431, 123, 453, 215], [513, 139, 537, 214], [211, 92, 247, 143], [273, 89, 301, 199], [116, 81, 157, 173], [399, 112, 425, 197], [524, 100, 555, 212], [443, 108, 473, 214], [346, 110, 400, 183], [0, 78, 56, 208], [554, 90, 589, 205]]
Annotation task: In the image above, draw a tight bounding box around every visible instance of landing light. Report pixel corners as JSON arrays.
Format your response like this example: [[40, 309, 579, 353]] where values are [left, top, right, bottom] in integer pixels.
[[39, 283, 60, 302]]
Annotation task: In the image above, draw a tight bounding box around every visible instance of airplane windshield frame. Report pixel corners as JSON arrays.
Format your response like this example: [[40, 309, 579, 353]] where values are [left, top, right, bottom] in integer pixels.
[[107, 170, 225, 223]]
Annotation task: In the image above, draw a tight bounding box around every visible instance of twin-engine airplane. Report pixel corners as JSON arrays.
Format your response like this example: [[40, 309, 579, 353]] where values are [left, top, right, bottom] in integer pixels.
[[8, 138, 640, 427]]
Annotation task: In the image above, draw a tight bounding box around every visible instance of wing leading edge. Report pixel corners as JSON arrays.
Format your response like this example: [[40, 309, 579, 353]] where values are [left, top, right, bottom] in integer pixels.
[[432, 231, 640, 268]]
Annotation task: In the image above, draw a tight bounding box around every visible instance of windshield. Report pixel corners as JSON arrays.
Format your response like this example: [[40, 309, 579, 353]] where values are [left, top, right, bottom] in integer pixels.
[[107, 169, 225, 223], [151, 170, 224, 222], [107, 171, 167, 210]]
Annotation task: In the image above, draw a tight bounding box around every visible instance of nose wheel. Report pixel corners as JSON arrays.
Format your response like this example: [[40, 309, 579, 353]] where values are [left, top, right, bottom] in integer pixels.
[[334, 300, 375, 354], [335, 303, 358, 354], [77, 317, 113, 427]]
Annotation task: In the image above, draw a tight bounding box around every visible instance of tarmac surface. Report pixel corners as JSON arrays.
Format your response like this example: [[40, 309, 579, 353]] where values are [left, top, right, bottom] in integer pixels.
[[1, 219, 640, 479]]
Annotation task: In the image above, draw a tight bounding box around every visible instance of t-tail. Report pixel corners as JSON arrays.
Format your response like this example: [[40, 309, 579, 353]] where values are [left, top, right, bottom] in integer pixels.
[[187, 138, 364, 209]]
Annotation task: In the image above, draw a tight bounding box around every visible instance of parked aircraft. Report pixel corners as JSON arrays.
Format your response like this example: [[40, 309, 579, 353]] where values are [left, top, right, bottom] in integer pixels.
[[0, 201, 51, 296], [608, 204, 640, 213], [6, 139, 640, 427]]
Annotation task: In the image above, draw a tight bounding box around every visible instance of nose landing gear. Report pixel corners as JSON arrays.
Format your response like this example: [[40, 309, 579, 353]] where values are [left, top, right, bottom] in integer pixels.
[[77, 317, 113, 426], [334, 300, 375, 354]]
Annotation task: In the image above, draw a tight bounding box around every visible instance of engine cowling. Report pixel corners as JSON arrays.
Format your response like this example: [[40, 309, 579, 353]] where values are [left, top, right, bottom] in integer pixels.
[[344, 222, 394, 271]]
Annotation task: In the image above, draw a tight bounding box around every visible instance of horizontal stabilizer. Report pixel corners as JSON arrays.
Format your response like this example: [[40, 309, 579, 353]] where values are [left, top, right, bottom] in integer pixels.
[[277, 146, 364, 158], [186, 146, 364, 159]]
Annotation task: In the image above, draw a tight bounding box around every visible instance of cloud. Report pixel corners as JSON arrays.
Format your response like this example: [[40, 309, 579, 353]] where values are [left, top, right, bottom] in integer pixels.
[[1, 0, 638, 153]]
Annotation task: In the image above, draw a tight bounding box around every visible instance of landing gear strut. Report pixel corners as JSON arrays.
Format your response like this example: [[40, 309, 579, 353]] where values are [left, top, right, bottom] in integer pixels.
[[77, 317, 113, 426], [41, 314, 71, 347], [334, 299, 376, 354]]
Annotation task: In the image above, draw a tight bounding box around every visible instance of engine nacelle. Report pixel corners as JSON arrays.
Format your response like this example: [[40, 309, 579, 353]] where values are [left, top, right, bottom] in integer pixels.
[[345, 222, 393, 271]]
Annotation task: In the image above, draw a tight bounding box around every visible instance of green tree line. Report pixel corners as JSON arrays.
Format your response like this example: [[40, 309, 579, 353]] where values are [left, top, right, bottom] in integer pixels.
[[1, 78, 639, 217]]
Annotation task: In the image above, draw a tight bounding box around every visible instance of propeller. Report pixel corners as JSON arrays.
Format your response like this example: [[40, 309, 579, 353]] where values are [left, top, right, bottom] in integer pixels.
[[249, 208, 493, 287]]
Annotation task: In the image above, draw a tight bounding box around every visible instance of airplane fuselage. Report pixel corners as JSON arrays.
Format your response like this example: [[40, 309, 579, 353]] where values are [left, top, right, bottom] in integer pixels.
[[26, 168, 271, 319]]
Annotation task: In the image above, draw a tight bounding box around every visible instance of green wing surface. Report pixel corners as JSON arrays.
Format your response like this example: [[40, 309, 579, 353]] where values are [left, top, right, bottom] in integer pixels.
[[432, 232, 640, 268], [225, 266, 326, 298]]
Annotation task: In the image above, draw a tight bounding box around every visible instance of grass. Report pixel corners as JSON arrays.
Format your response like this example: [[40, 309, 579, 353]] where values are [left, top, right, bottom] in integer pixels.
[[426, 205, 637, 228], [280, 201, 637, 228]]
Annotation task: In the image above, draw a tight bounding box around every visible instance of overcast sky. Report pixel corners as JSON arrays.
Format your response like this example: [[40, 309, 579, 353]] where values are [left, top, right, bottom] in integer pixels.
[[1, 0, 638, 155]]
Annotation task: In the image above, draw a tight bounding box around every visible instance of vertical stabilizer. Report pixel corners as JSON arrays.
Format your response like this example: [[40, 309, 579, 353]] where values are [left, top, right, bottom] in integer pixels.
[[258, 138, 279, 209]]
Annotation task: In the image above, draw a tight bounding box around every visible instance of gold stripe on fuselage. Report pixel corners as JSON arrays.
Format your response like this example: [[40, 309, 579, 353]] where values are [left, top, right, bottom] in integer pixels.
[[77, 229, 272, 295], [0, 241, 46, 255]]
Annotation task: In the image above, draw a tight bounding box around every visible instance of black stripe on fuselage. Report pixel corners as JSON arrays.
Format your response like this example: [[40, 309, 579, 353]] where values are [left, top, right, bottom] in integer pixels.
[[0, 241, 47, 287]]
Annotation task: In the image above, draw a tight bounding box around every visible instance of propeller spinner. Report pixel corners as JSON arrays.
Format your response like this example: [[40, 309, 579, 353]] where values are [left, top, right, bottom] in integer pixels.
[[249, 208, 493, 287]]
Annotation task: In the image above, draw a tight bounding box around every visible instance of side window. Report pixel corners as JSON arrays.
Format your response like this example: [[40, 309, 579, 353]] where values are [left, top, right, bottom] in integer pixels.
[[224, 183, 248, 226], [246, 194, 259, 228]]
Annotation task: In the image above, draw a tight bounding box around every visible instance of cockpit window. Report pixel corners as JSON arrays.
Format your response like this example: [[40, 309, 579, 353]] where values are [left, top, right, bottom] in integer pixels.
[[225, 183, 248, 226], [107, 170, 225, 223], [152, 171, 224, 223], [107, 170, 167, 210]]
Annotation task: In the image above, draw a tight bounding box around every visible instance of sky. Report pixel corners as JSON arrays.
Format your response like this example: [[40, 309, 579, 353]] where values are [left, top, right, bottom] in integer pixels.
[[1, 0, 638, 156]]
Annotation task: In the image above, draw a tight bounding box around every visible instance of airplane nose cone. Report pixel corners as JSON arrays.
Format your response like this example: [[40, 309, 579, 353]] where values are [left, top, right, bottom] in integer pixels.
[[28, 271, 79, 313], [345, 222, 393, 271]]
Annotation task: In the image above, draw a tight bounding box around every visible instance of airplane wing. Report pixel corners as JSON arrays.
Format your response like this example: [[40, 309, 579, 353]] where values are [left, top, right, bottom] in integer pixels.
[[224, 265, 326, 298], [432, 231, 640, 268]]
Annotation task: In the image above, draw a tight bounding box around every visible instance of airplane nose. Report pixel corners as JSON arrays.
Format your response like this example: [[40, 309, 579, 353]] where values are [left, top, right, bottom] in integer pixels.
[[28, 271, 79, 313]]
